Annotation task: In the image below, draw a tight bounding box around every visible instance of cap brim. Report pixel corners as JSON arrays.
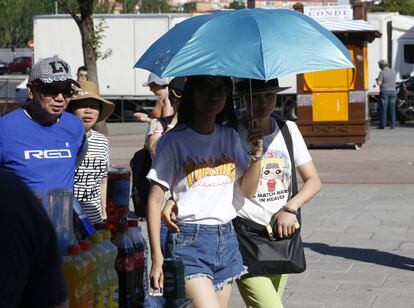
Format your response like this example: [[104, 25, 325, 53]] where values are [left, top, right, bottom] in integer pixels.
[[239, 86, 291, 95], [142, 80, 168, 87], [70, 93, 115, 122], [69, 79, 81, 88]]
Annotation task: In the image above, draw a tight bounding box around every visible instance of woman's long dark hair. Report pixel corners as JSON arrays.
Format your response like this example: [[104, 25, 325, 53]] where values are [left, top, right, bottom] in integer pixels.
[[177, 76, 238, 130]]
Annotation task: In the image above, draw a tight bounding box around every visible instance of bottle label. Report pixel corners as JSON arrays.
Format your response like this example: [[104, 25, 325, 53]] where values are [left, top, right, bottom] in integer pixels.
[[110, 179, 130, 205], [115, 255, 135, 272], [86, 298, 93, 308], [94, 289, 109, 308], [108, 285, 119, 307], [103, 290, 109, 307]]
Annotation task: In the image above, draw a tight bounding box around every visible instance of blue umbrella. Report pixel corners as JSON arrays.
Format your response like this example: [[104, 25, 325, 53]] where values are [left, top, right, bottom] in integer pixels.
[[134, 9, 354, 80]]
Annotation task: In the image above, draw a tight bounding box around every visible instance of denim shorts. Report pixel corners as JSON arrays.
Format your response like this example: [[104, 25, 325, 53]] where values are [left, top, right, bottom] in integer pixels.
[[165, 222, 247, 290]]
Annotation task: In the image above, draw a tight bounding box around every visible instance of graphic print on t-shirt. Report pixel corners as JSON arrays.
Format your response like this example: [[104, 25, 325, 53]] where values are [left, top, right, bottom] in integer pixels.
[[183, 154, 236, 187], [74, 156, 107, 201], [256, 149, 290, 203]]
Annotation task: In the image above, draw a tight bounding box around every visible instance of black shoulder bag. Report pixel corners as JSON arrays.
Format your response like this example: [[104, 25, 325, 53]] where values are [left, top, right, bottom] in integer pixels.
[[233, 120, 306, 275], [130, 116, 173, 218]]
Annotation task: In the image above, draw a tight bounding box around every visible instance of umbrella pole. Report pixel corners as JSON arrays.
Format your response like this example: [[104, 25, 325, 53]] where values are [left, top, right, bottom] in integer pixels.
[[249, 79, 254, 119]]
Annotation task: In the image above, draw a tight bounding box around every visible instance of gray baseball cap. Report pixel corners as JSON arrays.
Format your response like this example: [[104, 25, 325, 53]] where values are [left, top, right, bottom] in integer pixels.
[[142, 72, 168, 87], [28, 56, 79, 86]]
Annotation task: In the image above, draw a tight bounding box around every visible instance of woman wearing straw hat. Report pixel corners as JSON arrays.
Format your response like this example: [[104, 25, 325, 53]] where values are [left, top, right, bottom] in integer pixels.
[[67, 80, 115, 223]]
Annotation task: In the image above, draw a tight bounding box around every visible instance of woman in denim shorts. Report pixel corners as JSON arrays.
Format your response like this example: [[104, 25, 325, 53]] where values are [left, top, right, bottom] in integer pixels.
[[146, 76, 263, 307]]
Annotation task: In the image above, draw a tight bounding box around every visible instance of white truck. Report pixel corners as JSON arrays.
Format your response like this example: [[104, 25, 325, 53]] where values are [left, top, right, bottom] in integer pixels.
[[33, 11, 414, 120], [33, 14, 191, 102], [366, 12, 414, 93]]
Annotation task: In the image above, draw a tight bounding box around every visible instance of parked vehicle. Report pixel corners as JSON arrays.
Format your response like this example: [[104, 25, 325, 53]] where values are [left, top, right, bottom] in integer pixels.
[[7, 56, 32, 74], [0, 58, 8, 75], [396, 74, 414, 124]]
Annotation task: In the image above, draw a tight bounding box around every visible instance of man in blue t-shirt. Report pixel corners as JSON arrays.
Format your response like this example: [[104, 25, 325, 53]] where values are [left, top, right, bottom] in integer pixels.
[[0, 56, 87, 202]]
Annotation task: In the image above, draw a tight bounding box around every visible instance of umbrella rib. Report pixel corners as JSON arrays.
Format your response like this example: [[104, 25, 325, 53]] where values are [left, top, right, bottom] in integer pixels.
[[248, 11, 266, 81]]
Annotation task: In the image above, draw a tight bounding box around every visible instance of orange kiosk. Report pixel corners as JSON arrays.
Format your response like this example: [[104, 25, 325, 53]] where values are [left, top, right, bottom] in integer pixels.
[[294, 2, 380, 146]]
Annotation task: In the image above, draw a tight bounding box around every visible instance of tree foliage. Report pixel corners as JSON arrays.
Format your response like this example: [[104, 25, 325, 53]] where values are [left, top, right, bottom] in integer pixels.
[[228, 1, 246, 9], [368, 0, 414, 16], [140, 0, 170, 13], [183, 2, 197, 13], [0, 0, 118, 49], [122, 0, 139, 13], [0, 0, 54, 48]]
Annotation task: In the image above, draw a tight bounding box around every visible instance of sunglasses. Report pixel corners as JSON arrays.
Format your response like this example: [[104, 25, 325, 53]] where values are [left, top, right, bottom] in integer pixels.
[[34, 85, 75, 98]]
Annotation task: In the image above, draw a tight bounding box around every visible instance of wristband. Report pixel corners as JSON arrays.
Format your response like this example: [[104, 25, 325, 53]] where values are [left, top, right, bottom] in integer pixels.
[[282, 206, 298, 216], [250, 155, 262, 162]]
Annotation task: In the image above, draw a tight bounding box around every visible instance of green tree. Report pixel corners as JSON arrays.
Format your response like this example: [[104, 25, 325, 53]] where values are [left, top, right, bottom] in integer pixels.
[[0, 0, 54, 48], [368, 0, 414, 15], [183, 2, 196, 13], [57, 0, 113, 134], [228, 1, 245, 9], [56, 0, 113, 84], [140, 0, 170, 13], [122, 0, 139, 13]]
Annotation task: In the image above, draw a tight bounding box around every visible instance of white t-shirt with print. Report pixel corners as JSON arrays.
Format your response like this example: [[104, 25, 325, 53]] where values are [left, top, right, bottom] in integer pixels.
[[147, 124, 249, 225], [234, 119, 311, 226]]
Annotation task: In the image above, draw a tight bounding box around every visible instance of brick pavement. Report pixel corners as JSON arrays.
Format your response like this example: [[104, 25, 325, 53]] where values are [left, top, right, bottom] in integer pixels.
[[107, 122, 414, 308]]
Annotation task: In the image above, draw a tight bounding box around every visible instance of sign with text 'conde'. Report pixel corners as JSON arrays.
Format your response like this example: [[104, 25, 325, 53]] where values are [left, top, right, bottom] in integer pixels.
[[304, 5, 353, 21]]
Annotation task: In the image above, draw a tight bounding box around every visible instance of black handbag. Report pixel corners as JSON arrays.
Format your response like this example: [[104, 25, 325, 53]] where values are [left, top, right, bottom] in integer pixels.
[[233, 120, 306, 275]]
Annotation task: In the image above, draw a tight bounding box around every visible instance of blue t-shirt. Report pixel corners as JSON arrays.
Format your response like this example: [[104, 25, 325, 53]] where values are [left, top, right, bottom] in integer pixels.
[[0, 108, 85, 200]]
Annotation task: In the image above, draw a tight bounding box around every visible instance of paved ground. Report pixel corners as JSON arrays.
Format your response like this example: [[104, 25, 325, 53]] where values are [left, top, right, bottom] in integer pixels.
[[107, 122, 414, 308]]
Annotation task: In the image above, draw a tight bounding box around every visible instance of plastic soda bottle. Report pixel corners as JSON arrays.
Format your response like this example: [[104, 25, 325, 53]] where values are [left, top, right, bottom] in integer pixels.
[[73, 198, 96, 239], [90, 232, 109, 308], [80, 240, 97, 308], [63, 244, 88, 308], [136, 225, 149, 300], [163, 258, 186, 301], [127, 219, 147, 306], [106, 166, 131, 236], [102, 229, 120, 308], [114, 223, 136, 307], [46, 188, 74, 255]]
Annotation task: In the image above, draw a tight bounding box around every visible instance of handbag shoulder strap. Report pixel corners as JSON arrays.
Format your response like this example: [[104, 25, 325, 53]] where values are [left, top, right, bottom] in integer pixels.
[[276, 120, 298, 197]]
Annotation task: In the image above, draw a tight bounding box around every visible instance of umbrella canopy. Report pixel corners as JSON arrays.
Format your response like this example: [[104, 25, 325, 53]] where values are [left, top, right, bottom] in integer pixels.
[[135, 9, 354, 80]]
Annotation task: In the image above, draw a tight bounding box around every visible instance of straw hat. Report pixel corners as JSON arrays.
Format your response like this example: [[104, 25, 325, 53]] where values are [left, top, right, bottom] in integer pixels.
[[70, 81, 114, 122]]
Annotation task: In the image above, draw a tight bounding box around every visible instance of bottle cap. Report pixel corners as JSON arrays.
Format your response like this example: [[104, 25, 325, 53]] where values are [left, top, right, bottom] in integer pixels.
[[90, 232, 103, 243], [103, 229, 112, 240], [79, 240, 92, 251], [128, 219, 139, 228], [67, 244, 81, 255]]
